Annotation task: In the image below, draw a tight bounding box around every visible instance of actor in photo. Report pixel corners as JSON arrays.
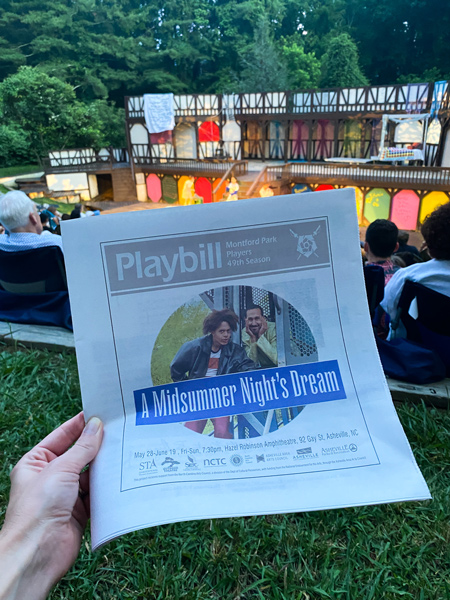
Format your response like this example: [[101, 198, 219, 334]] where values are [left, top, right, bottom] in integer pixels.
[[170, 308, 255, 438], [242, 304, 278, 368]]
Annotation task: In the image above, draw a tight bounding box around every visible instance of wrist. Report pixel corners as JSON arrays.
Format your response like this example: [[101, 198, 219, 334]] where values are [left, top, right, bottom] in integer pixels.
[[0, 525, 53, 600]]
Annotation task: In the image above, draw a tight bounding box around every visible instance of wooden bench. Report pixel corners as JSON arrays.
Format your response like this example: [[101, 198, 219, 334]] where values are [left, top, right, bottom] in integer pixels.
[[0, 321, 74, 352]]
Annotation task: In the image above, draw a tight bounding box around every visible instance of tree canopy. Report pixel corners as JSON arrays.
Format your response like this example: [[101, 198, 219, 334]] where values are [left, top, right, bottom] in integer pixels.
[[0, 0, 448, 164]]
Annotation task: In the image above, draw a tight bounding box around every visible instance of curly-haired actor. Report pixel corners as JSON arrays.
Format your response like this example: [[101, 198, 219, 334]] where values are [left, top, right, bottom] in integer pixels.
[[170, 309, 255, 438], [381, 202, 450, 322]]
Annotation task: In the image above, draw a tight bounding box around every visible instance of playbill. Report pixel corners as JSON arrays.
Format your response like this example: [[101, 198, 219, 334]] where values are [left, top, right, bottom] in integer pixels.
[[62, 189, 430, 549]]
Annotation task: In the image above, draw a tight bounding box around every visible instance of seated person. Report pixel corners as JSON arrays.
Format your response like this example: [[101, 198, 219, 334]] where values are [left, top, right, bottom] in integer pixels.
[[170, 309, 255, 438], [381, 202, 450, 324], [364, 219, 399, 284], [242, 304, 277, 368], [0, 191, 63, 252], [395, 231, 420, 257], [40, 212, 53, 235]]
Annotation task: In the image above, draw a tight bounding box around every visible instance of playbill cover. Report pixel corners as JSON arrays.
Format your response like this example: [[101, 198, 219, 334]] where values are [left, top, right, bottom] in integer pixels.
[[62, 189, 430, 549]]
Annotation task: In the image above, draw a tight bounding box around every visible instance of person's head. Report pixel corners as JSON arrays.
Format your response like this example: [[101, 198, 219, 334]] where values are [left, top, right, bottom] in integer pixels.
[[48, 205, 59, 216], [231, 176, 237, 184], [40, 212, 50, 226], [203, 309, 239, 347], [365, 219, 399, 259], [397, 231, 409, 245], [0, 191, 42, 234], [245, 304, 265, 336], [421, 202, 450, 260]]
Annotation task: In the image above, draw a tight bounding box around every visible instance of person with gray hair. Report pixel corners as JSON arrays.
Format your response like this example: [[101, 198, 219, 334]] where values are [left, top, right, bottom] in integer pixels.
[[0, 191, 63, 252]]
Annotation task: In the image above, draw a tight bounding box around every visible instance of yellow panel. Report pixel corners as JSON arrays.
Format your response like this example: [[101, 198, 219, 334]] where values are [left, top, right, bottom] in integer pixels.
[[419, 191, 449, 223], [345, 186, 364, 225]]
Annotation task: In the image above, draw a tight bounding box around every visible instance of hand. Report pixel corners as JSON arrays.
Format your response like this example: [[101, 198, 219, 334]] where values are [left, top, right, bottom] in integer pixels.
[[259, 317, 268, 338], [0, 413, 103, 600]]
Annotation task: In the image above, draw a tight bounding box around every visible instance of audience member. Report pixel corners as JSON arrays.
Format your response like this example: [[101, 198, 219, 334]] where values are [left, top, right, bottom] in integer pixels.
[[364, 219, 400, 284], [395, 231, 420, 257], [0, 191, 63, 252], [395, 251, 423, 268], [381, 202, 450, 323], [0, 413, 103, 600], [40, 212, 53, 235], [70, 203, 83, 219]]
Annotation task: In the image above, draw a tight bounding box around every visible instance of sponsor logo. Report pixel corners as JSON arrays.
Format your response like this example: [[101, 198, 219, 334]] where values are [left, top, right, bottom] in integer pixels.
[[139, 459, 157, 472], [204, 458, 227, 467], [321, 445, 353, 456], [256, 454, 265, 463], [185, 455, 199, 469], [296, 447, 312, 455], [230, 454, 244, 467], [349, 444, 358, 452], [161, 456, 180, 472]]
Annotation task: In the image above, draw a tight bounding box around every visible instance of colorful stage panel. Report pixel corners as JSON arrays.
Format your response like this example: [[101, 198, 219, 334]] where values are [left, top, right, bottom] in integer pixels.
[[315, 184, 334, 191], [146, 174, 162, 203], [419, 191, 449, 223], [174, 123, 197, 159], [161, 175, 178, 204], [178, 176, 192, 206], [213, 178, 228, 202], [345, 186, 364, 225], [390, 190, 420, 230], [291, 183, 312, 194], [195, 177, 212, 204], [364, 188, 391, 222], [198, 121, 220, 142]]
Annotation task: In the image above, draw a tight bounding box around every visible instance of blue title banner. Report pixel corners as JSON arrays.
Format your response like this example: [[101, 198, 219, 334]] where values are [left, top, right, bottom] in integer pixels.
[[134, 360, 346, 426]]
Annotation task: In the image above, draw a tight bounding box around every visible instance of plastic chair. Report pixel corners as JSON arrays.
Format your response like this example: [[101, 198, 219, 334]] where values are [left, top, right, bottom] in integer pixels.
[[393, 280, 450, 375], [0, 246, 67, 294]]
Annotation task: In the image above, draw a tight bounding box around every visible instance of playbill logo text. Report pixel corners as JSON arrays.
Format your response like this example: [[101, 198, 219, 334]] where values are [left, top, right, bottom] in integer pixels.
[[103, 218, 330, 294], [116, 242, 223, 283]]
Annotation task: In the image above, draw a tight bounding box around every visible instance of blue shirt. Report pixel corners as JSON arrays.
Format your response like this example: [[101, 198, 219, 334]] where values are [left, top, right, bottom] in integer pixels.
[[0, 231, 63, 253]]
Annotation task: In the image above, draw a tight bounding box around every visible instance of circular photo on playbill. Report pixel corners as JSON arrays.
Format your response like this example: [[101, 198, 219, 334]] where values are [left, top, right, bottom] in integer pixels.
[[151, 285, 318, 440]]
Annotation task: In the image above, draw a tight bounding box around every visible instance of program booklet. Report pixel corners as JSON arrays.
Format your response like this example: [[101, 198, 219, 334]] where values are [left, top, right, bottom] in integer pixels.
[[62, 189, 430, 549]]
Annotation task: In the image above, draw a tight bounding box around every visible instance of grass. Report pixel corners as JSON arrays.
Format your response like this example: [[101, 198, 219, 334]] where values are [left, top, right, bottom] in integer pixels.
[[0, 164, 41, 179], [1, 347, 450, 599]]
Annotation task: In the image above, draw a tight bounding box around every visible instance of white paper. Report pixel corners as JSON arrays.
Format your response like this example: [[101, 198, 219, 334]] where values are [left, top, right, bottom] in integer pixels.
[[61, 189, 430, 550]]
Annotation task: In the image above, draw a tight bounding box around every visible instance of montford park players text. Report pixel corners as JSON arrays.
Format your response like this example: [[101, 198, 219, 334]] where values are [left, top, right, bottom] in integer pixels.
[[136, 365, 343, 425], [115, 236, 277, 284]]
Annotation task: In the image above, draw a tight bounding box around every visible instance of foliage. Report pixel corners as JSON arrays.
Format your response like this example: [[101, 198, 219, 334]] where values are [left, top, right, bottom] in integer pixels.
[[2, 347, 450, 599], [151, 300, 211, 386], [0, 164, 40, 178], [238, 17, 288, 93], [320, 33, 369, 88], [0, 67, 126, 163], [0, 123, 33, 167], [279, 34, 321, 89]]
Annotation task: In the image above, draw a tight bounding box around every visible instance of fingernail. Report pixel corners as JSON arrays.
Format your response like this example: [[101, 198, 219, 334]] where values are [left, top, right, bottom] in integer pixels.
[[84, 417, 102, 435]]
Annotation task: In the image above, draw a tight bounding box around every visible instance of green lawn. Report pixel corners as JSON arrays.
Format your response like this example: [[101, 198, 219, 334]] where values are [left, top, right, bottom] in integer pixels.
[[0, 164, 41, 178], [1, 347, 449, 599]]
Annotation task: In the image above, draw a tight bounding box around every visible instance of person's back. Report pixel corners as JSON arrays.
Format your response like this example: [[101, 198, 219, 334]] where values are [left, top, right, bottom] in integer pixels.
[[381, 203, 450, 323], [395, 231, 420, 257], [364, 219, 400, 284], [0, 191, 63, 253]]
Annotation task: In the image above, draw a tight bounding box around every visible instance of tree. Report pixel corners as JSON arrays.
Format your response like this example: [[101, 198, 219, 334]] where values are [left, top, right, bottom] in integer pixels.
[[0, 124, 33, 167], [238, 16, 288, 93], [320, 33, 368, 88], [279, 35, 321, 89], [0, 67, 126, 163]]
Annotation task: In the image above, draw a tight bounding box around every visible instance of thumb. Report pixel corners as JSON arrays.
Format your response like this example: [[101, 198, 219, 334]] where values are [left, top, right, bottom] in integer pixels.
[[56, 417, 103, 474]]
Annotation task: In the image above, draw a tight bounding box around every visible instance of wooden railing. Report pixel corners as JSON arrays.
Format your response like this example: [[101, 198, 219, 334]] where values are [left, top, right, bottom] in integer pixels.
[[212, 161, 248, 194], [263, 162, 450, 191], [140, 159, 248, 180]]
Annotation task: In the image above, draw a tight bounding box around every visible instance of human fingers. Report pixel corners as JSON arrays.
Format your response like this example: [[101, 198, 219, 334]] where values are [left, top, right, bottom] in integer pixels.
[[35, 413, 86, 458], [54, 417, 103, 476]]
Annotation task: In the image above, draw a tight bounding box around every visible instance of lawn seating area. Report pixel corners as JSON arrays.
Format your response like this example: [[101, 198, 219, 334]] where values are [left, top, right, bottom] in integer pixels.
[[1, 346, 450, 599]]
